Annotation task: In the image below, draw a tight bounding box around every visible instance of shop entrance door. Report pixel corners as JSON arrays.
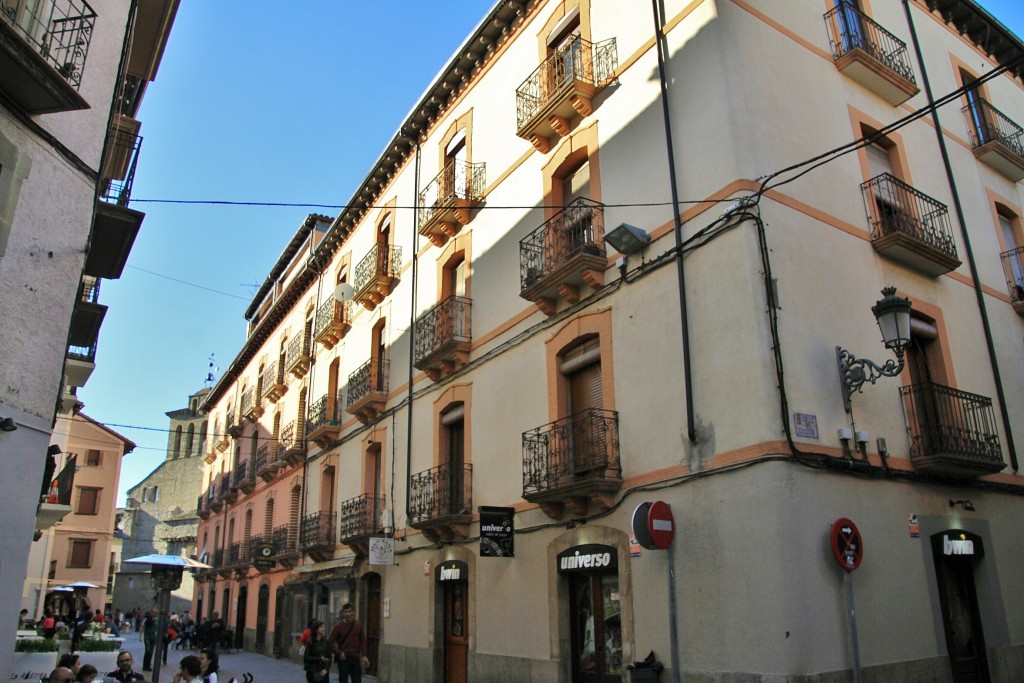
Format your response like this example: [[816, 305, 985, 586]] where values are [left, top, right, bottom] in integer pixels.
[[254, 584, 269, 653], [234, 585, 247, 649], [569, 573, 623, 682], [443, 581, 468, 683], [933, 538, 990, 682]]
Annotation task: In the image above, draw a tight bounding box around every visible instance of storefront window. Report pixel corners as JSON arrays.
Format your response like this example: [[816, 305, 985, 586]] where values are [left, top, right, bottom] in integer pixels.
[[559, 544, 622, 682]]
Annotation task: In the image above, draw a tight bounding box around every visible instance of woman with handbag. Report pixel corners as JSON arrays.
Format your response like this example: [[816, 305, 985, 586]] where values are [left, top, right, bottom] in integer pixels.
[[303, 620, 331, 683]]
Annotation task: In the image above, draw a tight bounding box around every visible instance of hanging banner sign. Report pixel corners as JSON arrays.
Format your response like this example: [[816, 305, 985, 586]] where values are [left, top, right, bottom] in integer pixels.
[[479, 506, 515, 557], [369, 537, 395, 566]]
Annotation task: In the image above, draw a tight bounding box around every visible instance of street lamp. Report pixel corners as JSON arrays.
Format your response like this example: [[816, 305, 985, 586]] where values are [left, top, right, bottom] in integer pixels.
[[836, 287, 913, 412], [124, 554, 210, 683]]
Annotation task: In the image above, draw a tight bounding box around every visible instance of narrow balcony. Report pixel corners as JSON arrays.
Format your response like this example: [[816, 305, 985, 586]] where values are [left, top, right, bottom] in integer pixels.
[[260, 361, 287, 403], [233, 459, 255, 496], [241, 383, 263, 421], [101, 116, 141, 187], [220, 472, 236, 504], [64, 341, 96, 404], [313, 299, 352, 350], [418, 160, 486, 247], [520, 198, 607, 315], [279, 420, 305, 467], [338, 494, 386, 555], [861, 173, 960, 276], [823, 2, 919, 105], [226, 409, 243, 437], [246, 534, 264, 570], [413, 296, 471, 380], [208, 482, 222, 513], [900, 382, 1004, 478], [212, 548, 224, 571], [300, 512, 336, 562], [515, 36, 617, 153], [69, 278, 106, 352], [255, 442, 279, 482], [220, 542, 240, 578], [197, 493, 210, 520], [271, 523, 300, 568], [353, 243, 402, 311], [522, 408, 621, 520], [963, 99, 1024, 181], [37, 456, 76, 531], [285, 333, 312, 379], [410, 463, 473, 542], [1000, 246, 1024, 316], [346, 358, 389, 424], [0, 0, 94, 114], [87, 125, 143, 280], [214, 428, 230, 453], [306, 392, 343, 448]]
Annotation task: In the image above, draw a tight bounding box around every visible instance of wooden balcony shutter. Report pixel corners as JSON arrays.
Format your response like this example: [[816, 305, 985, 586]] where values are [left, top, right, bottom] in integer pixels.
[[561, 339, 602, 414]]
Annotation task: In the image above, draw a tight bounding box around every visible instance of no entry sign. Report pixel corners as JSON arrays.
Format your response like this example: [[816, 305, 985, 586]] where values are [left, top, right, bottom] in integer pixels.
[[830, 518, 863, 572], [632, 501, 676, 550]]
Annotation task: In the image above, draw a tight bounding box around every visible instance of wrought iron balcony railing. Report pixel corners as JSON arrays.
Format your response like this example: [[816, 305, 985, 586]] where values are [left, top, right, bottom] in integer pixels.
[[339, 494, 386, 542], [260, 361, 281, 397], [410, 463, 473, 525], [67, 341, 97, 363], [515, 36, 618, 132], [1, 0, 97, 90], [347, 358, 389, 407], [306, 392, 343, 436], [252, 444, 268, 476], [285, 333, 310, 369], [823, 2, 916, 85], [231, 460, 249, 489], [271, 523, 298, 557], [300, 512, 336, 551], [522, 408, 621, 498], [79, 276, 100, 303], [413, 296, 471, 368], [226, 543, 240, 567], [212, 548, 224, 570], [962, 98, 1024, 159], [861, 173, 957, 258], [354, 244, 402, 293], [1001, 246, 1024, 305], [99, 129, 142, 207], [247, 534, 265, 561], [900, 383, 1003, 477], [520, 198, 605, 292], [217, 472, 231, 500], [418, 159, 486, 226], [240, 387, 254, 416]]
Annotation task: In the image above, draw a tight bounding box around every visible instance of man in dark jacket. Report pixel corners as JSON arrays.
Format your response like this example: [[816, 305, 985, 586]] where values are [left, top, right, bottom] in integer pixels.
[[327, 604, 369, 683], [107, 651, 145, 683]]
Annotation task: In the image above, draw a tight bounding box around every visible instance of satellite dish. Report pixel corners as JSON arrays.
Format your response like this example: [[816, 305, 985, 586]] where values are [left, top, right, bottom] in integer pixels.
[[334, 282, 355, 302]]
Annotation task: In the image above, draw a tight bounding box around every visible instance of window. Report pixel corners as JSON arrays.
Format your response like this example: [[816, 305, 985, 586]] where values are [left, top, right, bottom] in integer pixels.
[[68, 539, 93, 568], [173, 425, 182, 458], [0, 130, 32, 259], [441, 405, 468, 514], [77, 487, 100, 515], [85, 449, 101, 466], [995, 207, 1024, 300], [186, 423, 195, 456]]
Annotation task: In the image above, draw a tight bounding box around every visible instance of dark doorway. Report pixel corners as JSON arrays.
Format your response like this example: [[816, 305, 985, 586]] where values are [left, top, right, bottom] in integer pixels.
[[273, 588, 287, 657], [931, 531, 990, 683], [234, 585, 247, 649], [443, 580, 468, 683], [255, 584, 269, 653], [363, 573, 382, 675], [569, 573, 622, 682]]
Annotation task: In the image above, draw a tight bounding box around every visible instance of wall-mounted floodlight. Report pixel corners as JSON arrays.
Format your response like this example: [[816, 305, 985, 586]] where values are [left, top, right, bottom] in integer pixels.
[[0, 416, 17, 432], [605, 223, 650, 255]]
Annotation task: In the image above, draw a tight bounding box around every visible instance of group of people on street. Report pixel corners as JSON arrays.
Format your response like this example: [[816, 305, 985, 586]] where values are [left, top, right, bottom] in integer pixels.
[[47, 648, 220, 683], [140, 608, 224, 671], [302, 603, 370, 683]]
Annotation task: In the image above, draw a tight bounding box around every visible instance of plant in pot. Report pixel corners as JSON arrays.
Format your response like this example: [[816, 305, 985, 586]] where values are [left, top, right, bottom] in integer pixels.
[[76, 638, 121, 674], [13, 638, 58, 680]]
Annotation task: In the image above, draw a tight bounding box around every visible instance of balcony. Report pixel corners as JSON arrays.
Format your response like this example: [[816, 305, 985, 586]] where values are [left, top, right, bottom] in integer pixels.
[[823, 2, 919, 106], [226, 409, 243, 437], [37, 455, 76, 531], [214, 428, 230, 453], [338, 494, 386, 555], [306, 393, 342, 448], [353, 244, 402, 312], [1000, 247, 1024, 316], [233, 459, 255, 495], [197, 493, 210, 520], [271, 523, 300, 568], [255, 442, 280, 482], [346, 358, 389, 424], [522, 408, 621, 519], [208, 481, 223, 513], [861, 173, 960, 276], [220, 542, 240, 578], [220, 472, 236, 504], [285, 333, 312, 379], [87, 124, 144, 280], [520, 198, 607, 315], [279, 420, 305, 467], [418, 160, 486, 247], [69, 278, 106, 352], [300, 512, 336, 562], [212, 548, 224, 572], [0, 0, 94, 114], [64, 340, 96, 407], [963, 99, 1024, 181], [413, 296, 471, 380], [313, 299, 352, 350], [410, 463, 472, 542], [241, 384, 263, 421], [260, 361, 287, 404], [900, 383, 1004, 479], [515, 36, 617, 153]]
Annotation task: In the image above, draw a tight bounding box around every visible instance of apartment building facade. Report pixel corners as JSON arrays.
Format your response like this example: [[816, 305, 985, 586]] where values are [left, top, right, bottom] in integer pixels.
[[0, 0, 178, 675], [195, 1, 1024, 681]]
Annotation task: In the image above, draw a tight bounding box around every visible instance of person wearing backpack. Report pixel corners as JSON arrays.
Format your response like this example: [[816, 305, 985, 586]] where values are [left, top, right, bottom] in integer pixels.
[[328, 604, 369, 683]]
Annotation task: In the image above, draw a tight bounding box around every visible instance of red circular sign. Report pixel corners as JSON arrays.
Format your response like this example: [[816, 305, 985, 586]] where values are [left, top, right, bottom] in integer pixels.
[[647, 501, 675, 549], [830, 517, 863, 572]]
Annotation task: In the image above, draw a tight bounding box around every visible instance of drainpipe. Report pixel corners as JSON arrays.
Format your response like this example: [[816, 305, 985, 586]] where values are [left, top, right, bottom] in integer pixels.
[[404, 130, 422, 525], [301, 233, 325, 624], [652, 0, 695, 443], [902, 0, 1018, 472]]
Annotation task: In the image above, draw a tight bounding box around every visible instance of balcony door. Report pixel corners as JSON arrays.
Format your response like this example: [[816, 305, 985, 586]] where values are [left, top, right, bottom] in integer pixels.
[[442, 405, 466, 515], [999, 213, 1023, 294], [960, 68, 989, 146], [905, 317, 945, 456], [835, 0, 865, 53], [562, 339, 602, 478], [445, 132, 467, 200]]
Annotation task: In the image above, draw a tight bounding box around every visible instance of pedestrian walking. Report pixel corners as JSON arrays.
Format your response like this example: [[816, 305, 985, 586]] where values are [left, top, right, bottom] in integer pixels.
[[328, 604, 369, 683]]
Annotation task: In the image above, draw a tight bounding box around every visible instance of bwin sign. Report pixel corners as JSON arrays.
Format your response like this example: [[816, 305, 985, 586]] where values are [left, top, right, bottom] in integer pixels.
[[440, 565, 461, 581], [943, 535, 975, 556]]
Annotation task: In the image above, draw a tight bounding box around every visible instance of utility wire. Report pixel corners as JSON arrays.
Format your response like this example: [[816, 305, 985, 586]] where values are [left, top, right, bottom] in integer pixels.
[[127, 265, 251, 301]]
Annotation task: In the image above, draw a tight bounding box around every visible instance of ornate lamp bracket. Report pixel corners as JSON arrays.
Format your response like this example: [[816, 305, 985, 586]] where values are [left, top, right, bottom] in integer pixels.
[[836, 345, 906, 413]]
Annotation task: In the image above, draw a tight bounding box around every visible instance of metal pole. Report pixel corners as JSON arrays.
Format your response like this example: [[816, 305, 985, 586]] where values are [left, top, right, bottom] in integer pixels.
[[844, 572, 862, 683], [667, 546, 681, 683], [151, 589, 169, 683]]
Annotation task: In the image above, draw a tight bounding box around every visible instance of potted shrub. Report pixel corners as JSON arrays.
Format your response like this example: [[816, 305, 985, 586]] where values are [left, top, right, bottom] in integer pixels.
[[13, 638, 58, 680], [76, 637, 121, 673]]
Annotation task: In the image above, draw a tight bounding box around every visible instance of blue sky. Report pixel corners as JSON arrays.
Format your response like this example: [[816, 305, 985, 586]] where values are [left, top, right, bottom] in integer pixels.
[[77, 2, 1024, 506]]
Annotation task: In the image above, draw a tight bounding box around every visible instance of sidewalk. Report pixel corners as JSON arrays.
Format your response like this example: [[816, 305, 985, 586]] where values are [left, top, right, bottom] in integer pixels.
[[115, 630, 377, 683]]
